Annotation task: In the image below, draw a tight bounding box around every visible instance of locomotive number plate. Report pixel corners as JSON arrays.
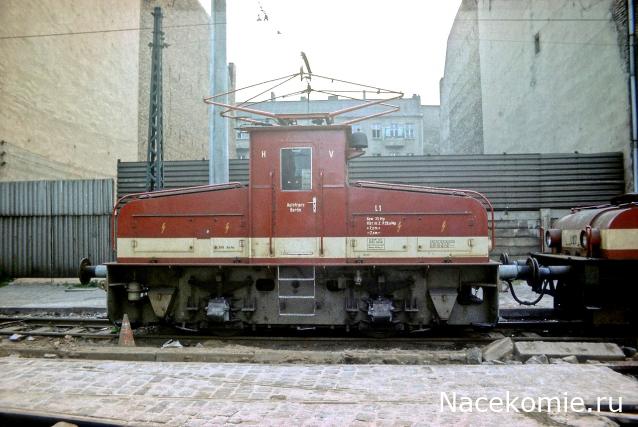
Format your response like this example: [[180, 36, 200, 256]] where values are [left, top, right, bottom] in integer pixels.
[[367, 237, 385, 250]]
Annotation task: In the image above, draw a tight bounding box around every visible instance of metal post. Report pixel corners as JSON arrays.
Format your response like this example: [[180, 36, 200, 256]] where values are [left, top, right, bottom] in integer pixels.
[[209, 0, 229, 184], [145, 6, 165, 192], [629, 0, 638, 192]]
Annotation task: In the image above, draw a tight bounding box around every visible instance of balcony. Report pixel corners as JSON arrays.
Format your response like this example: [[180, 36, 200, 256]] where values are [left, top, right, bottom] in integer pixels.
[[235, 140, 249, 151], [384, 139, 405, 148]]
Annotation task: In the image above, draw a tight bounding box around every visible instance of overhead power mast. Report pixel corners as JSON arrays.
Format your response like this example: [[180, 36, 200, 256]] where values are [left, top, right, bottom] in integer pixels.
[[146, 6, 166, 192]]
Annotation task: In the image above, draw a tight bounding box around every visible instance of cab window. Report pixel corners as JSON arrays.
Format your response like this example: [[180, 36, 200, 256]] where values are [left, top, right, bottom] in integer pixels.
[[281, 147, 312, 191]]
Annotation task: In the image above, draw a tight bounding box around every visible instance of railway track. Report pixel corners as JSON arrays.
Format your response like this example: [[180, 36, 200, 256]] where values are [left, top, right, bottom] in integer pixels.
[[0, 317, 114, 339], [0, 313, 634, 347]]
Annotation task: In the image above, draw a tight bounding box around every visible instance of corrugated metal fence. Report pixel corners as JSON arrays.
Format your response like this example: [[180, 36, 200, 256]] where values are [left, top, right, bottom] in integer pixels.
[[117, 153, 625, 209], [116, 159, 248, 197], [0, 179, 113, 277], [349, 153, 624, 209]]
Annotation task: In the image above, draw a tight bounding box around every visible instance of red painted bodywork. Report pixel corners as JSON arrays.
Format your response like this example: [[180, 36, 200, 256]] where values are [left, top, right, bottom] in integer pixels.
[[115, 126, 492, 264], [553, 202, 638, 259]]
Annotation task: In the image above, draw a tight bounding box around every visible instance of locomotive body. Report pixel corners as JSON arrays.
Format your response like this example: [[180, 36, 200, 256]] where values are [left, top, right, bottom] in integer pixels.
[[539, 196, 638, 320], [106, 125, 499, 331], [501, 195, 638, 323], [545, 196, 638, 260]]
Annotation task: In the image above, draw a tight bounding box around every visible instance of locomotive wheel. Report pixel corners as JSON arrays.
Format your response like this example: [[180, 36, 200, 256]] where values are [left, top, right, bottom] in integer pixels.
[[106, 285, 144, 328], [106, 285, 122, 326]]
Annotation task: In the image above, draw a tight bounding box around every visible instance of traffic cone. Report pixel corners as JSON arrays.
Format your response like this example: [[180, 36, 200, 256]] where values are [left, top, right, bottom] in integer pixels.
[[118, 313, 135, 347]]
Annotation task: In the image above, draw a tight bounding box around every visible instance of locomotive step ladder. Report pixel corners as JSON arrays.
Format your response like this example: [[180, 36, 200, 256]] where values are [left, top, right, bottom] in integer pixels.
[[277, 266, 316, 316]]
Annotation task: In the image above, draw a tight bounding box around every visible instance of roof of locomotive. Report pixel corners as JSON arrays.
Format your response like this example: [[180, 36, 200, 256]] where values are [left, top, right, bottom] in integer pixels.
[[570, 193, 638, 212]]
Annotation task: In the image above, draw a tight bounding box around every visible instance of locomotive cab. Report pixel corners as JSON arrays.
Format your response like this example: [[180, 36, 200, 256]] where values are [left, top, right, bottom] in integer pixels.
[[248, 125, 349, 262]]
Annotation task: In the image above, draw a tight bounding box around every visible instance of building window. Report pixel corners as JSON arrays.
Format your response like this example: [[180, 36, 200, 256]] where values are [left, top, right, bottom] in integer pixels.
[[236, 130, 249, 140], [281, 147, 312, 191], [404, 123, 415, 139], [371, 124, 382, 139], [534, 32, 540, 54], [384, 123, 404, 138]]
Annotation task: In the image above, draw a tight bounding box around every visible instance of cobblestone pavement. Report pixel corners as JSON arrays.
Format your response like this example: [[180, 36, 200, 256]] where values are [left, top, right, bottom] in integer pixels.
[[1, 357, 636, 426]]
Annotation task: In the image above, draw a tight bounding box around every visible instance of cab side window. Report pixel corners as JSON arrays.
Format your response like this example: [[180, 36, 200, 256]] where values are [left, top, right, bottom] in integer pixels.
[[281, 147, 312, 191]]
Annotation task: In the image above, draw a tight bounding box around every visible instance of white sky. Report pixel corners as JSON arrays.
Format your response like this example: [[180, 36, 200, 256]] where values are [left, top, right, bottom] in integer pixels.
[[199, 0, 462, 105]]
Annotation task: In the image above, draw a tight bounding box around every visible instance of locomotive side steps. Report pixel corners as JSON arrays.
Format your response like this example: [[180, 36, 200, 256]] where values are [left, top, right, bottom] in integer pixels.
[[277, 266, 316, 316]]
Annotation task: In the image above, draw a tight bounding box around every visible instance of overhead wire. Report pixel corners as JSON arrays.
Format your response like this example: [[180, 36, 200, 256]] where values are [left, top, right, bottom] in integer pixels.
[[0, 21, 227, 41], [0, 15, 618, 42]]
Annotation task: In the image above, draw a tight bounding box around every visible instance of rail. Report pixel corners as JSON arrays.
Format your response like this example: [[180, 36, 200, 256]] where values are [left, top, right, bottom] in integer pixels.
[[0, 317, 113, 339], [1, 312, 631, 344], [352, 180, 496, 249]]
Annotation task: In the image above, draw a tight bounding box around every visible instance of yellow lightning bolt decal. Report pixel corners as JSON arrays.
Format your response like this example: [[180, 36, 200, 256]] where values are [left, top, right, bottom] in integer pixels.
[[225, 222, 230, 234], [161, 222, 166, 234], [441, 220, 447, 233], [397, 221, 402, 232]]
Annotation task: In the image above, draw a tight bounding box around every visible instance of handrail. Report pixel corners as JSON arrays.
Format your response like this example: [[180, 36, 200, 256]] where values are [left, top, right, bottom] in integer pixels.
[[352, 180, 496, 249], [571, 201, 638, 212], [111, 182, 244, 251]]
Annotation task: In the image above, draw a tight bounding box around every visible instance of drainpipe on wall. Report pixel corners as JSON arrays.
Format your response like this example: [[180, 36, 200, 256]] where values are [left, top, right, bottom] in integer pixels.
[[629, 0, 638, 191]]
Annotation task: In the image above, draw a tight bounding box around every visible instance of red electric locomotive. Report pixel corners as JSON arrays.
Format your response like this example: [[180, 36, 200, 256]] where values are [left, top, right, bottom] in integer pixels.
[[81, 72, 500, 332]]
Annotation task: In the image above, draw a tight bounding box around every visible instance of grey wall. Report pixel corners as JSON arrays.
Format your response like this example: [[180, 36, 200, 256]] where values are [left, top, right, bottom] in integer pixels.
[[478, 1, 630, 161], [491, 209, 570, 259], [440, 0, 633, 189], [439, 0, 484, 155], [137, 0, 211, 162], [0, 0, 212, 182], [421, 106, 442, 154], [0, 179, 114, 277], [0, 0, 140, 181]]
